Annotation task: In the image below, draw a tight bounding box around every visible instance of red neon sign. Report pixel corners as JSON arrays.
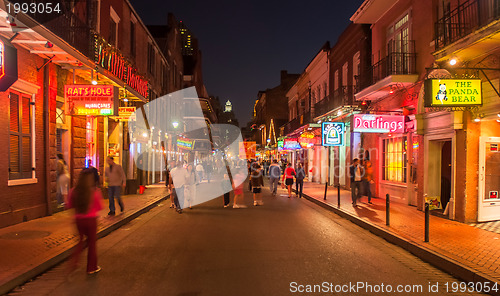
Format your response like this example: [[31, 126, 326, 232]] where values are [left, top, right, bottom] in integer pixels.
[[96, 40, 149, 98], [64, 85, 119, 116], [0, 40, 4, 80], [353, 114, 405, 133]]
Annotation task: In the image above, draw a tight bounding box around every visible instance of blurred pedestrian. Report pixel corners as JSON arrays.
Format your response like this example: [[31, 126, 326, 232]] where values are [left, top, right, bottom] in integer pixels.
[[251, 164, 264, 206], [233, 167, 247, 208], [87, 159, 100, 187], [222, 173, 232, 208], [67, 169, 103, 274], [185, 164, 196, 209], [205, 162, 213, 183], [349, 158, 363, 207], [105, 156, 126, 216], [282, 163, 296, 198], [362, 156, 373, 204], [56, 153, 70, 207], [196, 162, 204, 183], [167, 160, 176, 208], [295, 163, 305, 198], [268, 159, 281, 196], [170, 161, 188, 214]]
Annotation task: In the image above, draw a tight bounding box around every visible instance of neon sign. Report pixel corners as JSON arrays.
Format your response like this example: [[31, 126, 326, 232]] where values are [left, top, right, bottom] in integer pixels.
[[322, 122, 344, 146], [177, 138, 194, 150], [64, 85, 119, 116], [353, 114, 405, 133], [96, 38, 148, 98], [0, 38, 18, 91], [284, 138, 301, 150]]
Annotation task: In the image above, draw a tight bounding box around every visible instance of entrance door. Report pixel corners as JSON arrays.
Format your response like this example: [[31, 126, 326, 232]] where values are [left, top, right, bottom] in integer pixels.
[[426, 139, 454, 218], [478, 137, 500, 222]]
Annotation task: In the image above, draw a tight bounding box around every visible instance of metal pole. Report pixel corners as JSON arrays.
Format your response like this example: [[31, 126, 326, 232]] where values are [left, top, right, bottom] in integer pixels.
[[337, 184, 341, 208], [324, 147, 330, 200], [386, 193, 390, 226], [425, 203, 430, 242]]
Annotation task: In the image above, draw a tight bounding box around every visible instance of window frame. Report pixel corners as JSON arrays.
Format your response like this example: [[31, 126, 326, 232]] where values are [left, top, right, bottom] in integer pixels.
[[8, 89, 36, 185], [381, 135, 408, 183]]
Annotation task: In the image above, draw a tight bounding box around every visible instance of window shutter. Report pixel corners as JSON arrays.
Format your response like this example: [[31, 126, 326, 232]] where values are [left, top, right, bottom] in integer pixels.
[[22, 96, 31, 134], [10, 93, 19, 132]]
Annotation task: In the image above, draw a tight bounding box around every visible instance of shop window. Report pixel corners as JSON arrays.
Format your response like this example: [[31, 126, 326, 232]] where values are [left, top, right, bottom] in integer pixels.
[[382, 136, 407, 183], [9, 92, 33, 180]]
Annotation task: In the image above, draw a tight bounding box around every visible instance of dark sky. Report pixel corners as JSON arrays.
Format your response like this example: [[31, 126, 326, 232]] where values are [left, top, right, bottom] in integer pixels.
[[130, 0, 364, 126]]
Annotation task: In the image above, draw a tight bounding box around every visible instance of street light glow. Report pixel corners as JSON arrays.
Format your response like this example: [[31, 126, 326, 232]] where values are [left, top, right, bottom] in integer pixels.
[[172, 121, 179, 128], [449, 58, 457, 66]]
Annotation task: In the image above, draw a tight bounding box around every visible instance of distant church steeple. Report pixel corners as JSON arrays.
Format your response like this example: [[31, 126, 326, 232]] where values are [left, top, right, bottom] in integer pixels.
[[224, 100, 232, 112]]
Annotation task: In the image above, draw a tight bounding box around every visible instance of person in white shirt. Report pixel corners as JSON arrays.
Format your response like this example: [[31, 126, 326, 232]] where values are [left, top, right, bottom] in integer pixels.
[[169, 161, 189, 214], [195, 163, 204, 183]]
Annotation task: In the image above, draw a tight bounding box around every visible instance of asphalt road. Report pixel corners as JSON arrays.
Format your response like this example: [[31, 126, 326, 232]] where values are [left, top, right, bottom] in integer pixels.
[[8, 182, 487, 296]]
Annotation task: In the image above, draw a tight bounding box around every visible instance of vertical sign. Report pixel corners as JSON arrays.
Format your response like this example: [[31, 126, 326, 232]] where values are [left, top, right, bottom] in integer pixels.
[[322, 122, 344, 146]]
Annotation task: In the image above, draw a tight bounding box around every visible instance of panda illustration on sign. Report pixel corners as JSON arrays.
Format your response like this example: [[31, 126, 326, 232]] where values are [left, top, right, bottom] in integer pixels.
[[435, 83, 448, 104]]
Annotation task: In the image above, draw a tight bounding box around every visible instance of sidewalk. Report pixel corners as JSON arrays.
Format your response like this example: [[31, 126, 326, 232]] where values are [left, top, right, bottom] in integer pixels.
[[299, 182, 500, 290], [0, 185, 169, 295]]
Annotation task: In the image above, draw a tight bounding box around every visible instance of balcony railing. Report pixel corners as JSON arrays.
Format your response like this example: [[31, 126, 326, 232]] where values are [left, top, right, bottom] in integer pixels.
[[372, 40, 417, 84], [435, 0, 500, 50], [26, 3, 95, 59], [313, 85, 359, 117], [282, 111, 310, 135]]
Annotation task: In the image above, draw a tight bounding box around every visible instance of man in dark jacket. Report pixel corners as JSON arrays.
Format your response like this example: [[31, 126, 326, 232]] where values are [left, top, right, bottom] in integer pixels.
[[295, 163, 306, 198], [349, 158, 362, 206]]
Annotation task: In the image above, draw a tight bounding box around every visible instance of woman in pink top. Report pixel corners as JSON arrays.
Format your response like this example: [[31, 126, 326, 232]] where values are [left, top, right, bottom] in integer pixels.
[[67, 169, 104, 274], [282, 163, 296, 198]]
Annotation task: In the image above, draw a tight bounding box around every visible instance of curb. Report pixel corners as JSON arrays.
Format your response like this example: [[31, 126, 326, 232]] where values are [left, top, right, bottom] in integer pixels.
[[0, 194, 169, 296], [299, 190, 500, 296]]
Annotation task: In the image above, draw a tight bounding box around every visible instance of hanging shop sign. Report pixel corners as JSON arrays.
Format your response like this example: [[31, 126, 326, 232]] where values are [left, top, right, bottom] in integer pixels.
[[239, 141, 256, 159], [0, 38, 18, 91], [64, 85, 119, 116], [96, 38, 148, 98], [113, 107, 136, 121], [177, 138, 193, 150], [424, 79, 482, 107], [277, 140, 284, 151], [299, 132, 318, 148], [353, 114, 405, 133], [322, 122, 344, 146], [283, 138, 301, 150]]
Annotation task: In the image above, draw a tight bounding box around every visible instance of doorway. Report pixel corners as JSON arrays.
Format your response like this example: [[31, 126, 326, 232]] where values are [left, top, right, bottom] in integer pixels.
[[426, 139, 454, 218]]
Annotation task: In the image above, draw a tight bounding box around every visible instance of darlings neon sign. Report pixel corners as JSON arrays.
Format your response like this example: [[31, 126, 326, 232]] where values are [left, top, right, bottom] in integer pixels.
[[353, 114, 405, 133], [96, 39, 148, 98]]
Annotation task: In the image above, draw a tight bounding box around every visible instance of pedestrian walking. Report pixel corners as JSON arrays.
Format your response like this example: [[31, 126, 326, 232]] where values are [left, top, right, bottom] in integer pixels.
[[222, 173, 232, 207], [233, 167, 247, 208], [268, 159, 281, 196], [282, 163, 296, 198], [170, 161, 188, 214], [295, 163, 306, 198], [362, 156, 373, 204], [185, 164, 196, 209], [104, 156, 126, 216], [349, 158, 363, 207], [205, 162, 213, 183], [167, 160, 176, 208], [251, 164, 264, 206], [195, 162, 204, 183], [67, 170, 103, 275], [56, 153, 70, 207]]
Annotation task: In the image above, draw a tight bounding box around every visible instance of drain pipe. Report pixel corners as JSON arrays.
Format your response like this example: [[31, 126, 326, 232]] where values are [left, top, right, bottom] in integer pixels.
[[43, 60, 52, 216]]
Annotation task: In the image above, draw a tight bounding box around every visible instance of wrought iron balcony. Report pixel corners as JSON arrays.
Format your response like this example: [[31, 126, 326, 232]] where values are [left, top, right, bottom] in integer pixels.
[[313, 85, 359, 117], [282, 111, 311, 135], [372, 40, 416, 84], [435, 0, 500, 50], [26, 3, 95, 59]]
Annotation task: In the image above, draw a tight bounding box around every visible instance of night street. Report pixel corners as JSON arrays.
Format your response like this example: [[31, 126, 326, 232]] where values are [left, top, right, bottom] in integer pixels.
[[9, 184, 485, 296]]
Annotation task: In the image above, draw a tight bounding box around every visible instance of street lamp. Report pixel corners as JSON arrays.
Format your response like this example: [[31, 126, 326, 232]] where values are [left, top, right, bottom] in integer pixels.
[[449, 58, 457, 66], [172, 121, 179, 129]]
